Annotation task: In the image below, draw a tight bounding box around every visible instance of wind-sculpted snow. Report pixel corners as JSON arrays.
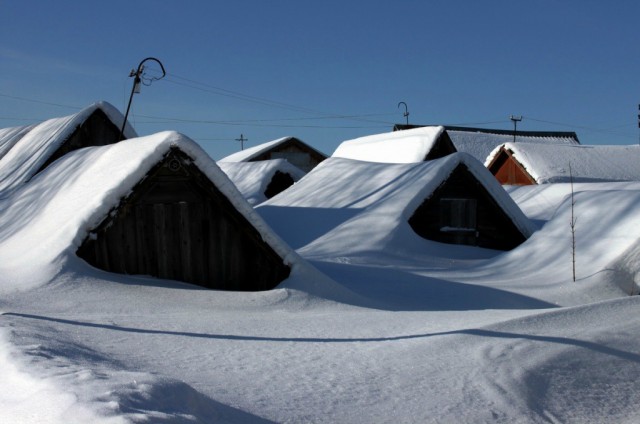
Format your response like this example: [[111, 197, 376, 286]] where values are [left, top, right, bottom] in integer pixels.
[[2, 132, 640, 422]]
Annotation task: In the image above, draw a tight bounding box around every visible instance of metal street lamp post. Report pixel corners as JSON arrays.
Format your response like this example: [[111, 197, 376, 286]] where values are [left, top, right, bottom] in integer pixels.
[[398, 101, 410, 126], [119, 57, 166, 141]]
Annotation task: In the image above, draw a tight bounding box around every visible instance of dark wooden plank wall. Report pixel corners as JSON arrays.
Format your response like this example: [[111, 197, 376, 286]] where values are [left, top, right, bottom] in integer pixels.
[[77, 149, 290, 291]]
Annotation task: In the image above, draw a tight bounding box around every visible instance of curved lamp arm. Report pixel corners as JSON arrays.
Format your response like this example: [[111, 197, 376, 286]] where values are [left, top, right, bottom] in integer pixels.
[[397, 101, 409, 126], [119, 57, 166, 140]]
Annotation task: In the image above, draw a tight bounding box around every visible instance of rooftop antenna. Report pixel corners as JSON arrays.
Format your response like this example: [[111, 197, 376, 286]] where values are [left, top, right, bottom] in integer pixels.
[[510, 115, 522, 143], [637, 104, 639, 145], [398, 101, 409, 126], [235, 133, 248, 150]]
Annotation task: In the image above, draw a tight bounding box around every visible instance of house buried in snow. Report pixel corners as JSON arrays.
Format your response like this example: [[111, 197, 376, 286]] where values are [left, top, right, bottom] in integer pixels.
[[0, 131, 292, 291], [217, 159, 307, 205], [407, 158, 529, 250], [220, 136, 327, 173], [485, 142, 640, 185], [75, 133, 291, 290], [332, 126, 456, 163], [0, 101, 136, 196], [257, 153, 535, 254], [393, 124, 580, 163]]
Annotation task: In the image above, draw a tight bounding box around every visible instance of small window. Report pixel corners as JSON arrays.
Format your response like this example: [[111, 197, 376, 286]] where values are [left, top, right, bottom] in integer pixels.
[[439, 198, 477, 244]]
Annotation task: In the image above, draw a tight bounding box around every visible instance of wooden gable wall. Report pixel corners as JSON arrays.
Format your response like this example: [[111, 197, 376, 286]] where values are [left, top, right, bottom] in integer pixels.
[[77, 148, 291, 291], [487, 148, 536, 185], [250, 138, 326, 172], [424, 131, 457, 161], [408, 164, 527, 251]]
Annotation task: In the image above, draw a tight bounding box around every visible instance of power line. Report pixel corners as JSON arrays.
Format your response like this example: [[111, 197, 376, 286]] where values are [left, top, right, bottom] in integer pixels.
[[134, 111, 395, 124], [130, 110, 395, 129], [443, 119, 510, 127], [0, 93, 80, 110], [133, 118, 388, 129], [163, 73, 397, 126], [164, 73, 326, 116], [196, 138, 237, 141], [2, 87, 637, 140], [525, 116, 637, 139]]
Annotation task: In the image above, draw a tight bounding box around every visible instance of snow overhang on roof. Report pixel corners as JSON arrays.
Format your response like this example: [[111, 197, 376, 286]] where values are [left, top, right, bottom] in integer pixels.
[[219, 136, 325, 163], [332, 126, 446, 163], [218, 159, 306, 205], [0, 101, 137, 196], [486, 142, 640, 184], [0, 124, 37, 161], [400, 152, 537, 239], [258, 152, 536, 254], [0, 131, 298, 272]]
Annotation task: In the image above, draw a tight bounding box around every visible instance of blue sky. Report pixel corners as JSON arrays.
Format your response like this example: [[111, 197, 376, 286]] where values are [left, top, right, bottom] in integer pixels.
[[1, 1, 639, 159]]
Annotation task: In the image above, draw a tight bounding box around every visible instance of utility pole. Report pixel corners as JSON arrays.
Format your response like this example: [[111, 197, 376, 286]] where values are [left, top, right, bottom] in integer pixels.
[[510, 115, 522, 143], [235, 133, 248, 150], [637, 104, 639, 146]]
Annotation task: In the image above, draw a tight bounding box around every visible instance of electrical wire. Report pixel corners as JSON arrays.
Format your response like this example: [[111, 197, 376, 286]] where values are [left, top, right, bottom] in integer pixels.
[[2, 84, 636, 140], [164, 73, 326, 115], [132, 117, 389, 129], [163, 73, 397, 125], [130, 111, 395, 126], [0, 93, 80, 111], [525, 116, 637, 139]]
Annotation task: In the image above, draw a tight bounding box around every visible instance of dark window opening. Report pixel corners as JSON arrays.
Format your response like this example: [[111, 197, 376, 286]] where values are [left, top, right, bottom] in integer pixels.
[[439, 198, 478, 245], [264, 171, 295, 199]]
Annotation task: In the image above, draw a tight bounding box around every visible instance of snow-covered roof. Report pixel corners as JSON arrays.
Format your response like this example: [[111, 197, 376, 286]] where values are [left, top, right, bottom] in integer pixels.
[[332, 126, 446, 163], [219, 137, 290, 162], [218, 159, 306, 205], [0, 131, 298, 275], [0, 124, 36, 161], [0, 101, 137, 197], [486, 142, 640, 183], [219, 136, 325, 163], [448, 128, 580, 163], [257, 153, 535, 255]]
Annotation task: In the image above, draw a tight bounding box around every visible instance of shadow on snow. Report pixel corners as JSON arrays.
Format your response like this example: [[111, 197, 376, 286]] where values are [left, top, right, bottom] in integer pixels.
[[310, 260, 555, 311], [4, 312, 640, 366]]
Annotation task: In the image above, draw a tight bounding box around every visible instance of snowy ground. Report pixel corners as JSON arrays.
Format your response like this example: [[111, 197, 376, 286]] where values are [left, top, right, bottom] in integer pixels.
[[2, 152, 640, 422]]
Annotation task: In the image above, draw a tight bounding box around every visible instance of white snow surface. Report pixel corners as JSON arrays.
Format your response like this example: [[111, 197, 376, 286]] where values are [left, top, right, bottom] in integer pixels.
[[218, 136, 322, 163], [0, 101, 137, 197], [486, 142, 640, 183], [332, 126, 446, 163], [0, 124, 36, 162], [218, 137, 289, 162], [218, 159, 306, 205], [257, 154, 536, 255], [449, 129, 579, 163], [0, 131, 309, 293], [2, 132, 640, 422]]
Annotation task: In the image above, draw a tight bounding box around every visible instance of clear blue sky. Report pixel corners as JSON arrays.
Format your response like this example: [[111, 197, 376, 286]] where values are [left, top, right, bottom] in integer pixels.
[[1, 1, 639, 159]]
